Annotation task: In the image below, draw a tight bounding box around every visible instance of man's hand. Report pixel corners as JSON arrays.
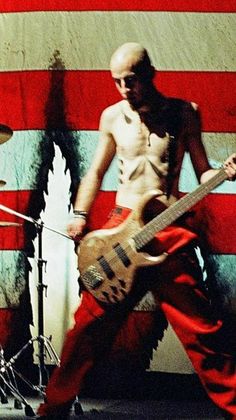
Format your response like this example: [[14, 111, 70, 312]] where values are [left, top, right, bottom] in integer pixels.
[[224, 153, 236, 180], [67, 217, 87, 242]]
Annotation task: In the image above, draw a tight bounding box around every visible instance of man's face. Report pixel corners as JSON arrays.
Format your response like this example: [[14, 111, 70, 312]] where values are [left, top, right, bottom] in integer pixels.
[[111, 62, 148, 110]]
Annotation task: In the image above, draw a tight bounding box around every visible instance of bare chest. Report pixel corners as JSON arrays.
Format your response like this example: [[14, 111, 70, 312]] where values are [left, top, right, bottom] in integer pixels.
[[113, 112, 172, 163]]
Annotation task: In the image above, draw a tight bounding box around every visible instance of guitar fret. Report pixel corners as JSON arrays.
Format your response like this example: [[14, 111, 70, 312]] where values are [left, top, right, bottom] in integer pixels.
[[134, 168, 227, 250]]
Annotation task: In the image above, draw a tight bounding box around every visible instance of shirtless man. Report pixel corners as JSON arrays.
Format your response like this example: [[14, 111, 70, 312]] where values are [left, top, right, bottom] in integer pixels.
[[38, 43, 236, 419]]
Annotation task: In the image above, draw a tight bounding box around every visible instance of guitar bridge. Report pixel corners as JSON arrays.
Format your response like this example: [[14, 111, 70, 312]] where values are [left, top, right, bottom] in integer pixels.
[[81, 265, 104, 290]]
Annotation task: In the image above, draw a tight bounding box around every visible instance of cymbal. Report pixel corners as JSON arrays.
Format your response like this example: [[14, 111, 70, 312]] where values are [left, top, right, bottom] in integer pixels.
[[0, 221, 22, 227], [0, 180, 6, 187], [0, 124, 13, 145]]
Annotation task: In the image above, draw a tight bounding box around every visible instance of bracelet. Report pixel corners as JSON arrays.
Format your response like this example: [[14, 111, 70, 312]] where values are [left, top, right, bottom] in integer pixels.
[[74, 214, 87, 220], [73, 210, 88, 220]]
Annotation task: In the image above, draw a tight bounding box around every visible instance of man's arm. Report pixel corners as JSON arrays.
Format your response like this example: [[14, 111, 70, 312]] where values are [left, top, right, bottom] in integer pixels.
[[183, 103, 236, 183], [183, 103, 211, 181], [201, 153, 236, 183], [67, 108, 116, 240]]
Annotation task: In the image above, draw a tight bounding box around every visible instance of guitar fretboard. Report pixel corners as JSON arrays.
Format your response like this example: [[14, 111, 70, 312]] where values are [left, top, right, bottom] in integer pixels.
[[134, 168, 227, 250]]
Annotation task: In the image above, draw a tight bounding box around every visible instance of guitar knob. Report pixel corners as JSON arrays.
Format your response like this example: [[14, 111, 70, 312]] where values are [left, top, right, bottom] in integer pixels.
[[102, 291, 110, 302], [110, 286, 118, 295], [118, 279, 126, 288]]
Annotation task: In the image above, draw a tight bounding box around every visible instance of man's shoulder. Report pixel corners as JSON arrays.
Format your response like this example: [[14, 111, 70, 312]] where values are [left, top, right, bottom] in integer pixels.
[[101, 101, 123, 121], [161, 95, 200, 123], [157, 93, 200, 136], [163, 95, 199, 113]]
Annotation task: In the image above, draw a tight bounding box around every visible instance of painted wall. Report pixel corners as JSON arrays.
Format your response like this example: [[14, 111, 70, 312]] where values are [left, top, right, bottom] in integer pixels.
[[0, 1, 235, 372]]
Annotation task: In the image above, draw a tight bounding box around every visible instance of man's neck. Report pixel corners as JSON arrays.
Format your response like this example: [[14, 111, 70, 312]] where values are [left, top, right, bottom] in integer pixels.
[[133, 87, 163, 116]]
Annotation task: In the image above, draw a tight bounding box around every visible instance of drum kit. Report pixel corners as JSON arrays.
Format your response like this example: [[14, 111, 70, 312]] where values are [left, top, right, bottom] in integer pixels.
[[0, 125, 72, 416]]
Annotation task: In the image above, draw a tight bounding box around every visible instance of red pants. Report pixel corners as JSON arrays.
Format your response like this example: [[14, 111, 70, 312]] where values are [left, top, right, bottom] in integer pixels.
[[38, 207, 236, 417]]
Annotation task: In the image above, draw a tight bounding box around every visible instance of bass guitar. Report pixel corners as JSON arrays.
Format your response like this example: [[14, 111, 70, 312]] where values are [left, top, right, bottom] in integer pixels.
[[78, 168, 227, 304]]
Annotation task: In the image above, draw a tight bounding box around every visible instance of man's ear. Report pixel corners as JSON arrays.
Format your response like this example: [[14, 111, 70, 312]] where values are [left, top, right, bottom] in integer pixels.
[[138, 64, 155, 82], [149, 65, 155, 80]]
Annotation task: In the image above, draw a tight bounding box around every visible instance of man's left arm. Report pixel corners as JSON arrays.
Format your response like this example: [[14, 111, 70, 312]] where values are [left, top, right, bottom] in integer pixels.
[[183, 102, 236, 183], [201, 153, 236, 183]]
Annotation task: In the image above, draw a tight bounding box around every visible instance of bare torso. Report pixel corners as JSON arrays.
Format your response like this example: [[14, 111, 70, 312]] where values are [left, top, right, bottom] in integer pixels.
[[72, 96, 210, 222], [107, 100, 185, 209]]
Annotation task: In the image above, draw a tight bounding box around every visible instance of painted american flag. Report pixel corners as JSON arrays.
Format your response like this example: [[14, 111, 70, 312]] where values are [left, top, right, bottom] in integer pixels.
[[0, 1, 235, 360]]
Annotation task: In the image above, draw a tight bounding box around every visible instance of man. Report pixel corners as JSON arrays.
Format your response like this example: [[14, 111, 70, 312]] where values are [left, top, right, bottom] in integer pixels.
[[38, 43, 236, 419]]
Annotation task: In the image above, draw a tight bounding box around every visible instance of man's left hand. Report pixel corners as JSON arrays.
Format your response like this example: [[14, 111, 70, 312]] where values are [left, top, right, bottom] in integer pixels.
[[224, 153, 236, 180]]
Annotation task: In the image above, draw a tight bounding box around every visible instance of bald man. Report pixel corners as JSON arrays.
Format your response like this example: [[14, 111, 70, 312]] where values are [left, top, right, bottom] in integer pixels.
[[38, 43, 236, 419]]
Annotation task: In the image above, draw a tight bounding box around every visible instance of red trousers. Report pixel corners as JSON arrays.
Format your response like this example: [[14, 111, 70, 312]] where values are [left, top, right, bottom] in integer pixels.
[[38, 207, 236, 417]]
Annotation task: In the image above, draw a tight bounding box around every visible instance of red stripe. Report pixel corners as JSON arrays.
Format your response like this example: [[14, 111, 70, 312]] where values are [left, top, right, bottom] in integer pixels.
[[0, 71, 235, 133], [194, 194, 236, 254], [1, 190, 235, 253], [88, 191, 116, 232], [0, 0, 235, 12], [88, 191, 236, 254], [0, 190, 33, 250]]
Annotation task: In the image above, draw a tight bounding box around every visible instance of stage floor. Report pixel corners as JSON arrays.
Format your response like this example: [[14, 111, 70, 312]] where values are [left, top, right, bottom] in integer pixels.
[[0, 396, 225, 419], [0, 370, 227, 419]]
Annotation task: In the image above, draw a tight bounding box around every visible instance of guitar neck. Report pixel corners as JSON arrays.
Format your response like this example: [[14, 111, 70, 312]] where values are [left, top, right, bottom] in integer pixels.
[[134, 168, 227, 250]]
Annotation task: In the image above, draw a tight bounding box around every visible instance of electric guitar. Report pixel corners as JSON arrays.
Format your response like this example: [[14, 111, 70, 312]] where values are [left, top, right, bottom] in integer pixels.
[[78, 168, 227, 304]]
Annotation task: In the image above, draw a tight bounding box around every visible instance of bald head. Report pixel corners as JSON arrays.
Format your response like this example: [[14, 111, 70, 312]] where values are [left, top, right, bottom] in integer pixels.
[[110, 42, 153, 81]]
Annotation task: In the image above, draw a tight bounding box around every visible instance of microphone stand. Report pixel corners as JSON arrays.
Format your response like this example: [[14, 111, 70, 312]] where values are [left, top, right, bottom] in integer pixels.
[[30, 219, 61, 390], [35, 220, 50, 389]]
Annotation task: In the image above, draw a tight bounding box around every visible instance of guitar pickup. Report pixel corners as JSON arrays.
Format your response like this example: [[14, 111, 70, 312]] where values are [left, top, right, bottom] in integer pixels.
[[97, 256, 114, 279], [113, 243, 131, 267]]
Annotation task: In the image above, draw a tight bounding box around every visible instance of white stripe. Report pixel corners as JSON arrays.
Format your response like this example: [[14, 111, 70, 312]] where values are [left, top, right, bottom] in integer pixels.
[[180, 132, 236, 193], [202, 132, 236, 163], [1, 130, 235, 193], [179, 153, 236, 193], [0, 130, 118, 191], [0, 11, 235, 71], [0, 130, 51, 191]]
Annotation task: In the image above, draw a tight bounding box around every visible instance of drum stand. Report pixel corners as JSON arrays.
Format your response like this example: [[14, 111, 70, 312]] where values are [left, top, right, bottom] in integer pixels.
[[0, 204, 70, 416]]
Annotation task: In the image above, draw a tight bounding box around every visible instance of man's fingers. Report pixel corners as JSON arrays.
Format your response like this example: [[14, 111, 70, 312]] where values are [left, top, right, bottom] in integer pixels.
[[73, 233, 82, 243]]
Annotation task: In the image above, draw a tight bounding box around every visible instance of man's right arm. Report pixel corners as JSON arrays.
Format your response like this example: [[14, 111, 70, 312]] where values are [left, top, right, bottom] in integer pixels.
[[67, 108, 117, 240]]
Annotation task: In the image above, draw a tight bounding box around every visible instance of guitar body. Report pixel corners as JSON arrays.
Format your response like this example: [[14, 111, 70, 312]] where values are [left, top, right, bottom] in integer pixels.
[[78, 191, 168, 304]]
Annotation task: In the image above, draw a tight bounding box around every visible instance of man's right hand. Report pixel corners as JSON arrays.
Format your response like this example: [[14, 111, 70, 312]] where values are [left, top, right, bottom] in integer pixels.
[[67, 217, 87, 242]]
